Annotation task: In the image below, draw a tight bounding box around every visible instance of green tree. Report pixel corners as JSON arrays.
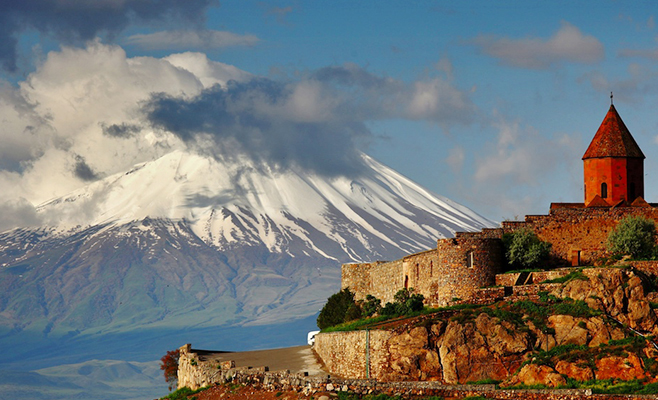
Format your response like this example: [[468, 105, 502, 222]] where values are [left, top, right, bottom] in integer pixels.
[[502, 228, 552, 268], [607, 215, 657, 259], [317, 288, 358, 330]]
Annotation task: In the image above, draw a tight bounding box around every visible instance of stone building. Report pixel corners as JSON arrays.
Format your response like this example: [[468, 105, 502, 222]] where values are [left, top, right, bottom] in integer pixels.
[[343, 101, 657, 307]]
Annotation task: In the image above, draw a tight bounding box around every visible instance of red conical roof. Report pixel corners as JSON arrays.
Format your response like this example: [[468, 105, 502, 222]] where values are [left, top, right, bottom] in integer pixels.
[[582, 104, 645, 160]]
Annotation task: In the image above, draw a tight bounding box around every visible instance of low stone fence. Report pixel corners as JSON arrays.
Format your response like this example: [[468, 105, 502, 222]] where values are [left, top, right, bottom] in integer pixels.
[[185, 367, 657, 400], [495, 273, 520, 287], [629, 261, 658, 276]]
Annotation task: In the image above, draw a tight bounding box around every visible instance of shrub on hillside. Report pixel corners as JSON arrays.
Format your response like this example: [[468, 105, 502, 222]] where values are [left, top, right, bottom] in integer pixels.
[[362, 294, 382, 317], [502, 228, 552, 268], [317, 288, 360, 330], [607, 215, 657, 259], [381, 288, 424, 316]]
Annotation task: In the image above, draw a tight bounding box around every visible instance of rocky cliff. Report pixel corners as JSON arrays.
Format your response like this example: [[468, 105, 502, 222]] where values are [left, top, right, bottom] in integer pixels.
[[314, 267, 658, 388]]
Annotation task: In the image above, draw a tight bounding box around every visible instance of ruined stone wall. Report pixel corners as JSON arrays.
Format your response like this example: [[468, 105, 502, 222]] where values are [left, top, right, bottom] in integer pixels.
[[501, 206, 658, 266], [313, 330, 392, 380], [178, 344, 234, 390]]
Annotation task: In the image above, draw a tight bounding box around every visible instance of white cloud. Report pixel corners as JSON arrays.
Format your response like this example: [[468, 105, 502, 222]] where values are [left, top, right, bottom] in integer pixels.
[[406, 78, 474, 123], [0, 43, 478, 231], [459, 112, 583, 219], [581, 63, 658, 104], [126, 30, 259, 51], [619, 48, 658, 60], [0, 41, 252, 229], [445, 146, 464, 172], [471, 21, 604, 69]]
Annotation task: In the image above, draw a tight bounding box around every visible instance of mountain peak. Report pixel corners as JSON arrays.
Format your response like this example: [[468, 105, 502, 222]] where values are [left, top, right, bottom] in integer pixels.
[[34, 150, 494, 262]]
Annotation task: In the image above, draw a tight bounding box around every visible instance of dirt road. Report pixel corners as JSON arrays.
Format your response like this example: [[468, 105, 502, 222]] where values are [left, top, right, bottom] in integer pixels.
[[196, 345, 326, 376]]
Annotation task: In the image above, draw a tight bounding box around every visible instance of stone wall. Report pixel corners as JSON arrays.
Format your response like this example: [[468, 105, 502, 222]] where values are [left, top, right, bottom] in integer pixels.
[[178, 344, 231, 390], [178, 365, 618, 400], [342, 205, 658, 313], [313, 330, 392, 380], [343, 237, 504, 307], [342, 260, 404, 305], [502, 206, 658, 266], [432, 236, 504, 306]]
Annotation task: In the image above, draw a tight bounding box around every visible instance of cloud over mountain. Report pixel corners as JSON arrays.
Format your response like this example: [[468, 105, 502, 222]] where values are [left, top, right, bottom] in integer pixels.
[[126, 30, 259, 51], [0, 41, 477, 231]]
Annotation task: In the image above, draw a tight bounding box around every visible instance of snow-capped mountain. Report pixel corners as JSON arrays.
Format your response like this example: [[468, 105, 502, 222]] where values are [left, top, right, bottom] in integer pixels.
[[0, 150, 494, 363], [34, 150, 493, 262]]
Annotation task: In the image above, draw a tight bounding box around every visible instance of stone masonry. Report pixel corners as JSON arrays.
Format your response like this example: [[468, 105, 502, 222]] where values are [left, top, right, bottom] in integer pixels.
[[343, 203, 658, 307]]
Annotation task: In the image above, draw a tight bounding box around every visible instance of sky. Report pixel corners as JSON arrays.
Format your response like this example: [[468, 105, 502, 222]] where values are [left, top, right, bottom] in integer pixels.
[[1, 0, 658, 231]]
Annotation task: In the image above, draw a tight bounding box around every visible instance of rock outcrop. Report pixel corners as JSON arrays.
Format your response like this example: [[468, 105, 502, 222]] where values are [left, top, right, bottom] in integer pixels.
[[315, 267, 658, 387]]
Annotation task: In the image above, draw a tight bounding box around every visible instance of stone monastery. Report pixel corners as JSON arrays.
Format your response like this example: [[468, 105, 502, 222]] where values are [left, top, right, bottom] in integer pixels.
[[342, 101, 657, 307]]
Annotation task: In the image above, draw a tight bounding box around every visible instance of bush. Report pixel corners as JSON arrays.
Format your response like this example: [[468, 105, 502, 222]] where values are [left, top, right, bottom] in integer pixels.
[[344, 302, 363, 322], [381, 288, 424, 316], [607, 215, 657, 259], [502, 228, 552, 268], [317, 288, 359, 330], [362, 294, 382, 317]]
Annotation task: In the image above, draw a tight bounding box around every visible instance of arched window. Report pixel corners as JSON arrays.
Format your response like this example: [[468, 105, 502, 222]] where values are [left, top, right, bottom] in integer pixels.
[[601, 182, 607, 199], [404, 275, 409, 289]]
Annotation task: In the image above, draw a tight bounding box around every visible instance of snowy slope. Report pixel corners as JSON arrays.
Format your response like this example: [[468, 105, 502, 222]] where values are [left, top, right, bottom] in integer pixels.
[[35, 150, 494, 262]]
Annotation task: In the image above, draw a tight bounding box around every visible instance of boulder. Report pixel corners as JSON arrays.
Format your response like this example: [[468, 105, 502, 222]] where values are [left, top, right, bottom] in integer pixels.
[[595, 353, 647, 381], [475, 313, 529, 355], [554, 360, 594, 381], [501, 364, 566, 388], [548, 315, 588, 346]]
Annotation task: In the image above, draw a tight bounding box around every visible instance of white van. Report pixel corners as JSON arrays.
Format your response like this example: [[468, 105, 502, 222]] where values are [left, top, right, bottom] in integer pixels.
[[307, 330, 320, 346]]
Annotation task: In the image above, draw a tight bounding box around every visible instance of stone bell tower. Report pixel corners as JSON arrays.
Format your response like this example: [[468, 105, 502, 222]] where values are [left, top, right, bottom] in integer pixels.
[[582, 98, 645, 206]]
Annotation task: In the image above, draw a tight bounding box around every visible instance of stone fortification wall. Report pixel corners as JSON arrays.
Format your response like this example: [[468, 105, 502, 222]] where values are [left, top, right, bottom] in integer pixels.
[[432, 236, 504, 306], [313, 330, 392, 380], [342, 205, 658, 312], [342, 260, 403, 304], [343, 237, 503, 307], [502, 206, 658, 266]]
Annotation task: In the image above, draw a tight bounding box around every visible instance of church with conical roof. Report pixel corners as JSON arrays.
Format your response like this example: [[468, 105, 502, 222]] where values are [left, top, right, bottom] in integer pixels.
[[342, 100, 658, 308], [583, 102, 645, 207]]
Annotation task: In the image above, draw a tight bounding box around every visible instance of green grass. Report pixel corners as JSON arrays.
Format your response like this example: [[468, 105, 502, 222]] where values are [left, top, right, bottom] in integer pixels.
[[465, 378, 501, 385], [323, 303, 485, 332], [322, 315, 392, 332], [159, 386, 209, 400], [564, 378, 658, 394], [336, 393, 444, 400], [503, 268, 542, 274]]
